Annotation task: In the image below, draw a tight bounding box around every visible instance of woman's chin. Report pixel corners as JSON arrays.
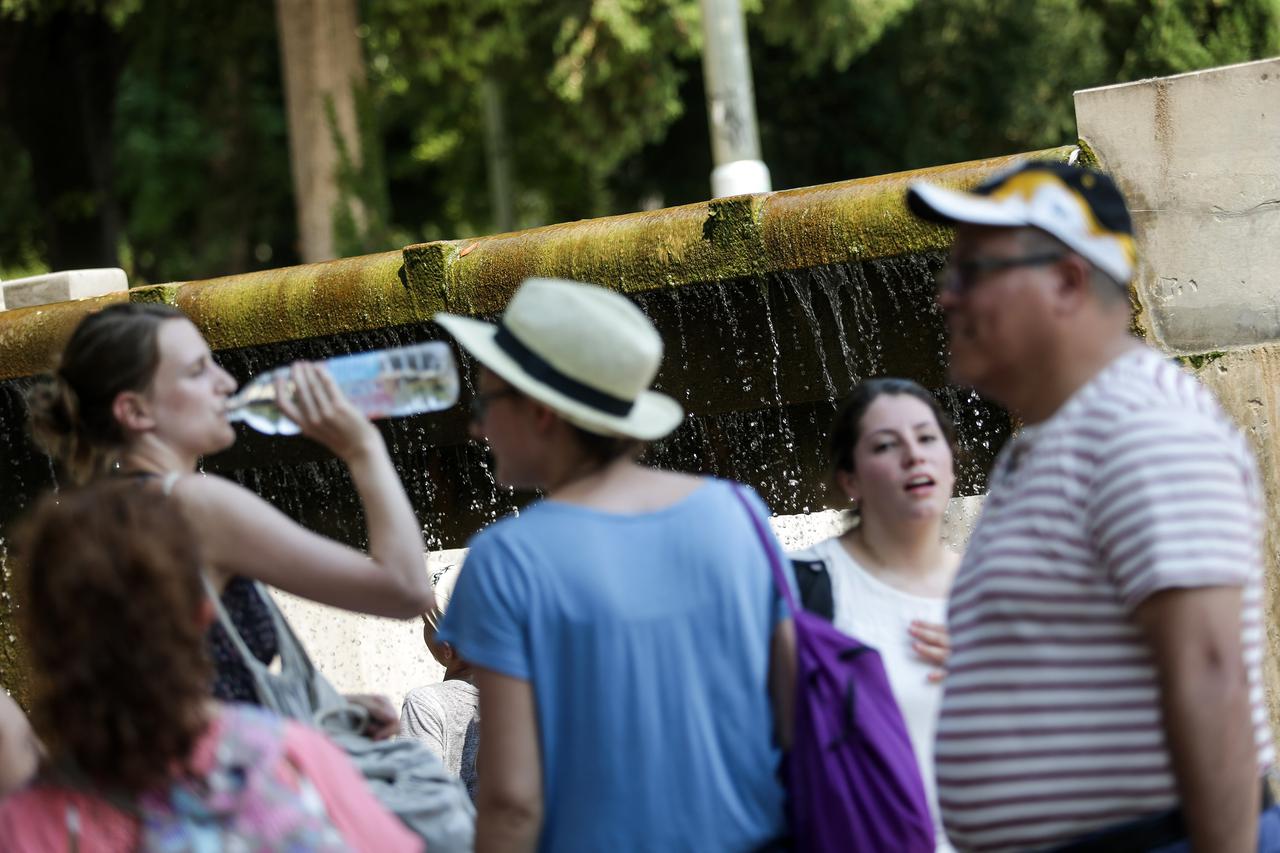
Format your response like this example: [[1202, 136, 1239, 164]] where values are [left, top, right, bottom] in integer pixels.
[[901, 500, 946, 523], [209, 426, 237, 454]]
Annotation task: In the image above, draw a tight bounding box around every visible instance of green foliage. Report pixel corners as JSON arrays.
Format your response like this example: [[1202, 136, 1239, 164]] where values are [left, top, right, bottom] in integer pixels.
[[363, 0, 705, 238], [1091, 0, 1280, 78], [111, 0, 295, 282], [0, 0, 139, 26], [730, 0, 1280, 197], [1, 0, 1279, 279], [0, 132, 46, 278], [331, 83, 409, 257], [754, 0, 918, 73]]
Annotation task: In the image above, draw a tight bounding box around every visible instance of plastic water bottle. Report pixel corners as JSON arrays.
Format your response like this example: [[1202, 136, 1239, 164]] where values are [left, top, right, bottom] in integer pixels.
[[226, 341, 461, 435]]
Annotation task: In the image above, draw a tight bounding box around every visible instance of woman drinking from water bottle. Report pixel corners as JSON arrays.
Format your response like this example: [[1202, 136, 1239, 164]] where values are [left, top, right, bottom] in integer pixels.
[[26, 302, 432, 725]]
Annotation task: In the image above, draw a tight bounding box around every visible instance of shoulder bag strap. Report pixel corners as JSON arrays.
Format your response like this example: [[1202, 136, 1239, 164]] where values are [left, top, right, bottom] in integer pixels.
[[730, 483, 797, 616], [200, 575, 347, 721], [791, 558, 835, 621]]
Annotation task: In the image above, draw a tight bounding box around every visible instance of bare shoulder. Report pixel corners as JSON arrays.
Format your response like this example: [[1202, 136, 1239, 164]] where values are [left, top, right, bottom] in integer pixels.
[[168, 472, 264, 515], [165, 473, 282, 582]]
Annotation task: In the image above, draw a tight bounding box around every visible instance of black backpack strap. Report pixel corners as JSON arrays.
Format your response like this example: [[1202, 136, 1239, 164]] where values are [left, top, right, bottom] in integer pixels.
[[790, 558, 834, 622]]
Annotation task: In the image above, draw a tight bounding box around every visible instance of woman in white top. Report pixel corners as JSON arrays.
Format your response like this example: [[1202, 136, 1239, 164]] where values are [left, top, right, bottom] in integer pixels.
[[789, 377, 958, 853]]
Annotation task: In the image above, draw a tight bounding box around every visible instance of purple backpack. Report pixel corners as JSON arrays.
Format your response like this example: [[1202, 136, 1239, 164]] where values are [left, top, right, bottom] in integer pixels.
[[735, 486, 935, 853]]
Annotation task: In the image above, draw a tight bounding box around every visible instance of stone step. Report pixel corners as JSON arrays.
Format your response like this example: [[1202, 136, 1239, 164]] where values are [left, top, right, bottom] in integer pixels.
[[1, 268, 127, 310]]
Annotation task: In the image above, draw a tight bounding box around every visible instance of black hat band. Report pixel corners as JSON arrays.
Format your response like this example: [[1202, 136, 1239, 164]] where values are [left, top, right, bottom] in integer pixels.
[[494, 323, 636, 417]]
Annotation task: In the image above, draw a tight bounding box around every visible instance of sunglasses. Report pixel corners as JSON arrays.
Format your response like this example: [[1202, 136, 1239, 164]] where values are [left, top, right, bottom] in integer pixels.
[[935, 252, 1064, 295], [468, 387, 523, 423]]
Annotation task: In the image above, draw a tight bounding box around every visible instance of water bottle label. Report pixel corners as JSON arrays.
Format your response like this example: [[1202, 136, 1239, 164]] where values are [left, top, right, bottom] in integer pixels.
[[324, 350, 398, 418]]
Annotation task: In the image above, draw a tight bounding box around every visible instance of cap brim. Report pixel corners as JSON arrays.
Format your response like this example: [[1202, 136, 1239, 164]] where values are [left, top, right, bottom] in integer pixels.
[[906, 180, 1031, 228], [435, 312, 685, 442]]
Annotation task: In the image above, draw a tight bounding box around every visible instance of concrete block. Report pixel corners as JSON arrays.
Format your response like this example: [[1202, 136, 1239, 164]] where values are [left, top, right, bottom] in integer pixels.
[[1194, 345, 1280, 756], [2, 268, 128, 310], [1075, 58, 1280, 353]]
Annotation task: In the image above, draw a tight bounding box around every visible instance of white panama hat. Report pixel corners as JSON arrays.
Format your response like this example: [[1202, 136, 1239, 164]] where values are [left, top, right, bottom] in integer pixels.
[[435, 277, 685, 441]]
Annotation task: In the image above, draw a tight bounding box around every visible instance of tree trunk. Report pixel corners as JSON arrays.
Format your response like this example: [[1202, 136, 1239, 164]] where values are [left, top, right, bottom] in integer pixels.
[[273, 0, 367, 263], [481, 76, 515, 234]]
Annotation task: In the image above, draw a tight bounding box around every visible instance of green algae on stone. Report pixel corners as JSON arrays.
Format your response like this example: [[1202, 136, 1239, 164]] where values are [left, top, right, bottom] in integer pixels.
[[0, 144, 1081, 380], [438, 201, 753, 315], [130, 283, 182, 306], [0, 293, 130, 382], [1178, 350, 1228, 371], [402, 241, 458, 318], [762, 147, 1078, 269], [1073, 138, 1101, 169], [174, 251, 417, 352]]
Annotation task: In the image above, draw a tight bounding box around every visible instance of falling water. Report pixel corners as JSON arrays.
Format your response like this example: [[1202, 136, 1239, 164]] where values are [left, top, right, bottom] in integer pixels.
[[0, 252, 1013, 687]]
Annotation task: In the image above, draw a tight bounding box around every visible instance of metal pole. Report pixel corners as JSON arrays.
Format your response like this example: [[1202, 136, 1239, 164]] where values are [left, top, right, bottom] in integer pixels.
[[698, 0, 771, 197]]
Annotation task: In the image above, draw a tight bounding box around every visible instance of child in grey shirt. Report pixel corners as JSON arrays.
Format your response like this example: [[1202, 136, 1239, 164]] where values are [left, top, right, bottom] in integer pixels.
[[400, 564, 479, 798]]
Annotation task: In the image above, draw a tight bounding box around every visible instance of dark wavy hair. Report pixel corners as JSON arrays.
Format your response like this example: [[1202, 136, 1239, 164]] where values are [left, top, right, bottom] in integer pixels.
[[14, 481, 211, 796], [26, 302, 186, 485], [829, 377, 957, 482]]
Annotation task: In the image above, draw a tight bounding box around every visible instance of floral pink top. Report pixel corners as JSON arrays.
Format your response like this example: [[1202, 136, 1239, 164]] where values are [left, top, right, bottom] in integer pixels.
[[0, 707, 422, 853]]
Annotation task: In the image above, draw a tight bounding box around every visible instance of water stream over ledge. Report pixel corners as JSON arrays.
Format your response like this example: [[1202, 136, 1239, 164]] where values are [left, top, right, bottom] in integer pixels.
[[0, 253, 1009, 553]]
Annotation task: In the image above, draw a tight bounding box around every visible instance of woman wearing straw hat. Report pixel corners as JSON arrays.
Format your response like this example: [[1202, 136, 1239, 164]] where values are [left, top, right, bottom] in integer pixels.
[[435, 278, 794, 853]]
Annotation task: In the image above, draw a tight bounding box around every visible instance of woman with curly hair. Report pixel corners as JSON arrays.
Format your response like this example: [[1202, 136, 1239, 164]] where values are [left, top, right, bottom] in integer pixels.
[[26, 302, 431, 727], [0, 481, 420, 850]]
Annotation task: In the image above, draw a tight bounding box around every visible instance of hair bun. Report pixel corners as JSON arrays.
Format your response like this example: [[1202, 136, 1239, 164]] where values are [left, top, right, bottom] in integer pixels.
[[26, 376, 91, 482], [26, 376, 76, 436]]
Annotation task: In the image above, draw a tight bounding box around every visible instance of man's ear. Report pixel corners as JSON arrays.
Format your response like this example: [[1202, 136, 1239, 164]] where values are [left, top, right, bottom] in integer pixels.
[[112, 390, 155, 434], [1053, 254, 1093, 313]]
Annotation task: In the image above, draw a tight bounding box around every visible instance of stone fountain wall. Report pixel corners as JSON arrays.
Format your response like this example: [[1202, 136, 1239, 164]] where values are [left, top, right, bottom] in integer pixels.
[[0, 148, 1069, 704]]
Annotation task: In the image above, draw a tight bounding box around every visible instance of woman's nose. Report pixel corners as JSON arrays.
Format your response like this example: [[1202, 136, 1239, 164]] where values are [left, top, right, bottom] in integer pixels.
[[216, 365, 237, 393]]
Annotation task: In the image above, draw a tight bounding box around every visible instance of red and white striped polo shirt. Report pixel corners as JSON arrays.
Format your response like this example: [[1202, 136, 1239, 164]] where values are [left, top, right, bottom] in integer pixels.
[[936, 346, 1274, 852]]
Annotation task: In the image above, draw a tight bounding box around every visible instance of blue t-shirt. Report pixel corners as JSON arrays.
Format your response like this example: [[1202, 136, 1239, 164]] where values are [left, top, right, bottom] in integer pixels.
[[439, 478, 789, 853]]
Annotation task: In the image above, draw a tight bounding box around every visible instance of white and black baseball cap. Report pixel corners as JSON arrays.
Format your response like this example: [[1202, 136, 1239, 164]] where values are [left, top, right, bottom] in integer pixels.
[[907, 161, 1136, 285]]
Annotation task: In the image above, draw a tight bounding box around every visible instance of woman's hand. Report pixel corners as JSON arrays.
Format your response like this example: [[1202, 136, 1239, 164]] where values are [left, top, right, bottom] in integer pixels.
[[346, 693, 401, 740], [909, 620, 950, 683], [275, 361, 379, 460]]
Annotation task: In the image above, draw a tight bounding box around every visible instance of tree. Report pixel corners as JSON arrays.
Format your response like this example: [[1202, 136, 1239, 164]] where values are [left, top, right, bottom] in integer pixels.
[[275, 0, 369, 263], [0, 0, 1277, 279], [114, 1, 297, 282], [0, 3, 128, 271]]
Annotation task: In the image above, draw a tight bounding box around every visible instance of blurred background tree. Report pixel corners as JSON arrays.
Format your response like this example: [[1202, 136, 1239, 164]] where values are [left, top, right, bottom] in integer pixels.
[[0, 0, 1276, 282]]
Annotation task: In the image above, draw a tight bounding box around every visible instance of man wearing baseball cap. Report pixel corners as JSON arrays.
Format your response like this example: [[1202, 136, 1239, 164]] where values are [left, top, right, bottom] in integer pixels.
[[908, 161, 1277, 851]]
